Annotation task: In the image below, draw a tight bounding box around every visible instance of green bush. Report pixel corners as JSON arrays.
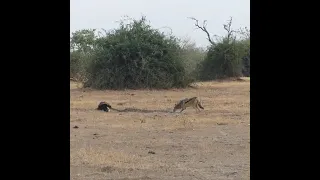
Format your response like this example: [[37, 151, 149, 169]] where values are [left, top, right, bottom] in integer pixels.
[[70, 29, 96, 81], [70, 51, 81, 78], [84, 16, 195, 89], [200, 38, 248, 80], [179, 39, 206, 81], [70, 51, 92, 82], [240, 39, 250, 77], [187, 17, 250, 80], [199, 28, 250, 80]]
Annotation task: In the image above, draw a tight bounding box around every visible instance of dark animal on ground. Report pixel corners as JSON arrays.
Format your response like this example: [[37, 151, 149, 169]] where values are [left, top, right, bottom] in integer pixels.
[[97, 102, 112, 112]]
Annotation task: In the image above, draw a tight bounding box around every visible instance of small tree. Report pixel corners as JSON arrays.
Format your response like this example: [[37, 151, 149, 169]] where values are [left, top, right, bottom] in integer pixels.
[[70, 29, 96, 52], [189, 17, 250, 79], [70, 29, 96, 81], [179, 37, 206, 81]]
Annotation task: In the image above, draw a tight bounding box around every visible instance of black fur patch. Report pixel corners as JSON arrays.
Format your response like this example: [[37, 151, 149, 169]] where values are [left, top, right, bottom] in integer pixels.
[[97, 102, 112, 112], [184, 97, 197, 104]]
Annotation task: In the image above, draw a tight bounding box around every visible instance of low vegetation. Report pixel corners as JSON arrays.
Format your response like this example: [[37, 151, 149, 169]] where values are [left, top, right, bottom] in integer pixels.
[[70, 15, 250, 90]]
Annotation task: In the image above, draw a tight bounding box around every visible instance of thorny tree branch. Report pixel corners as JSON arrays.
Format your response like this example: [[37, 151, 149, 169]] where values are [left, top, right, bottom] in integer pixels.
[[188, 17, 215, 45]]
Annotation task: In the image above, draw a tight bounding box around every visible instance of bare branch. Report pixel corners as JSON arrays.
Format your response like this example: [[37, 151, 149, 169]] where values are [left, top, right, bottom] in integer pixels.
[[188, 17, 215, 45], [203, 20, 207, 27], [223, 17, 236, 41]]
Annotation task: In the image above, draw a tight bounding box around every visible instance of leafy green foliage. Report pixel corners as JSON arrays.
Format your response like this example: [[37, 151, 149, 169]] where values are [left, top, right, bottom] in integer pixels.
[[197, 18, 250, 80], [179, 39, 206, 81], [70, 29, 96, 52], [200, 38, 249, 79], [84, 16, 194, 89], [70, 16, 250, 90]]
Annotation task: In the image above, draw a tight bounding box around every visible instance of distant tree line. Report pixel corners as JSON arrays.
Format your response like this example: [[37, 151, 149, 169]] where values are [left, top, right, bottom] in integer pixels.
[[70, 16, 250, 90]]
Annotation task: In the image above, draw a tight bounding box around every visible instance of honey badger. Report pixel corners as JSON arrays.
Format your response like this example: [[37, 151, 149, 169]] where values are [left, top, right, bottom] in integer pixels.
[[96, 102, 121, 112], [96, 102, 112, 112]]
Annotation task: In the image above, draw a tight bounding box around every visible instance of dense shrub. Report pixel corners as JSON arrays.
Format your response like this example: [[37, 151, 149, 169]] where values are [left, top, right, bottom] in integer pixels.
[[179, 39, 206, 81], [70, 51, 92, 82], [70, 29, 96, 81], [241, 39, 250, 77], [197, 19, 250, 80], [84, 16, 195, 89]]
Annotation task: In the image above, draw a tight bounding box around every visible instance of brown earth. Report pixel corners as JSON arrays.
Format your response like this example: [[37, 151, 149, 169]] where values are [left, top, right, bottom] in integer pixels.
[[70, 79, 250, 180]]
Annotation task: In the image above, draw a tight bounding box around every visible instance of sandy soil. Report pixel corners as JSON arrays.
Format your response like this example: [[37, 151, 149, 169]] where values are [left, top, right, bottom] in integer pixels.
[[70, 79, 250, 180]]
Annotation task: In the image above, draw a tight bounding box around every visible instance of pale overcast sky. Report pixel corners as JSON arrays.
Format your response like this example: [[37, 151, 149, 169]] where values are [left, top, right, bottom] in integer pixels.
[[70, 0, 250, 48]]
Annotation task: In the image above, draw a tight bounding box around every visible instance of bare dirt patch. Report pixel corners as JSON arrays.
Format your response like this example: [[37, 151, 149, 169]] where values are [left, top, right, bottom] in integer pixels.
[[70, 79, 250, 180]]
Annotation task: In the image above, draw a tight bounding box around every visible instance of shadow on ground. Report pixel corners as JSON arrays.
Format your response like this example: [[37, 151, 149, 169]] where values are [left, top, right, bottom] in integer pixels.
[[113, 108, 173, 113]]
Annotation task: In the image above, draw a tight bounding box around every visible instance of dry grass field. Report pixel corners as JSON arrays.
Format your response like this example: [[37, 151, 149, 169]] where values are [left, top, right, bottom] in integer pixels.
[[70, 78, 250, 180]]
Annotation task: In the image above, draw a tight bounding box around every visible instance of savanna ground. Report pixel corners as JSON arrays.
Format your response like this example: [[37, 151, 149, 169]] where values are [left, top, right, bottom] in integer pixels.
[[70, 79, 250, 180]]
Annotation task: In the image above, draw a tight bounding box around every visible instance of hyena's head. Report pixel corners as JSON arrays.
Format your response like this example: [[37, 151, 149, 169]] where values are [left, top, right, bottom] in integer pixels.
[[173, 104, 179, 112], [173, 100, 183, 112]]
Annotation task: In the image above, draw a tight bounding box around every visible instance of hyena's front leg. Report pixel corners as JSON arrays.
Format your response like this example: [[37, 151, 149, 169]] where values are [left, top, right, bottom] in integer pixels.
[[194, 105, 200, 113]]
